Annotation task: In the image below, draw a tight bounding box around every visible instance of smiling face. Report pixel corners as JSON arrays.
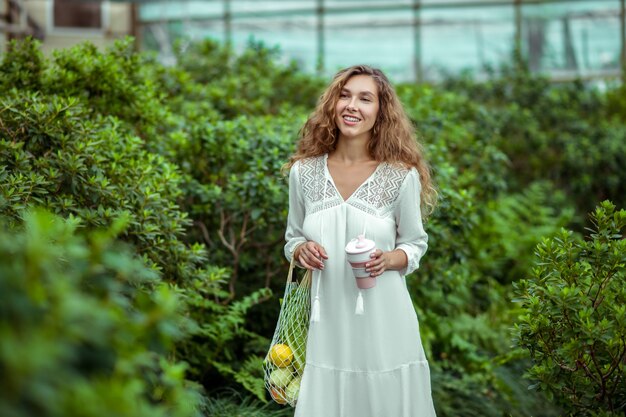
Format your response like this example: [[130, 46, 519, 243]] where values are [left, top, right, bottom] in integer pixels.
[[334, 74, 380, 143]]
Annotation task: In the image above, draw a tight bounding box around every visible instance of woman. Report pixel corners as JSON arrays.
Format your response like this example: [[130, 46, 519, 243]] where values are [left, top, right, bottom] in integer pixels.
[[284, 65, 437, 417]]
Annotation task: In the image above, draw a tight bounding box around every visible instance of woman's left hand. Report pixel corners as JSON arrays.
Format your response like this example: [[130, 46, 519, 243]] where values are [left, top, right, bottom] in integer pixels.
[[365, 249, 388, 277]]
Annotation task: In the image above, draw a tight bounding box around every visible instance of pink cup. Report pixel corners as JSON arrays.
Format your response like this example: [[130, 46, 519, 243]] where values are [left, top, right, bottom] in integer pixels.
[[345, 234, 377, 289]]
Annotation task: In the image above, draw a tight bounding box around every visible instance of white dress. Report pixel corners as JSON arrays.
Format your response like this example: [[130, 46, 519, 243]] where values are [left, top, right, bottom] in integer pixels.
[[284, 154, 436, 417]]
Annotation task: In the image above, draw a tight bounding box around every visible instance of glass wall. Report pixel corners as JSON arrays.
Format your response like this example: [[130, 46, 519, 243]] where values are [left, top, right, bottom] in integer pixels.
[[138, 0, 624, 82]]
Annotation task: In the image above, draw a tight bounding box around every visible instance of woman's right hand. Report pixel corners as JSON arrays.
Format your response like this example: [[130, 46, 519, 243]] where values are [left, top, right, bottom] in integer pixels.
[[295, 241, 328, 270]]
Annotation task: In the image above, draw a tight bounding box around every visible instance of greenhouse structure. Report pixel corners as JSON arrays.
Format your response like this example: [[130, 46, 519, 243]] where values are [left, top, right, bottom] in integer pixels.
[[136, 0, 626, 82]]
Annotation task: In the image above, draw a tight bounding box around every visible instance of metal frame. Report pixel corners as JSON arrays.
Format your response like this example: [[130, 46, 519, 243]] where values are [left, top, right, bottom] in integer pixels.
[[620, 0, 626, 79]]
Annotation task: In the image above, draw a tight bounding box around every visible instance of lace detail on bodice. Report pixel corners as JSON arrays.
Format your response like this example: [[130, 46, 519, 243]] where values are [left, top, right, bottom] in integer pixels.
[[298, 156, 409, 218], [299, 156, 342, 214], [351, 163, 409, 217]]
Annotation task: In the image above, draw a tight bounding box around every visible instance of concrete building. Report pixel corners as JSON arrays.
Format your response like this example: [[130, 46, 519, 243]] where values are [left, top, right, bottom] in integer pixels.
[[1, 0, 137, 54]]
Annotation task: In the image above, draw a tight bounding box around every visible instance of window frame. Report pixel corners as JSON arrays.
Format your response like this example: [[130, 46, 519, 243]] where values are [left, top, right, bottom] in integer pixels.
[[47, 0, 110, 35]]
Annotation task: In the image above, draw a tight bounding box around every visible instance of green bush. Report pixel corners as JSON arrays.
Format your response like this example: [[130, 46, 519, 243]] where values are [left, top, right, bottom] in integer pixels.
[[443, 59, 626, 218], [425, 65, 626, 413], [0, 46, 271, 404], [172, 112, 304, 297], [468, 182, 574, 284], [399, 84, 566, 416], [0, 209, 201, 417], [173, 39, 323, 119], [198, 389, 293, 417], [0, 39, 169, 147], [606, 81, 626, 122], [514, 201, 626, 415], [0, 89, 200, 284]]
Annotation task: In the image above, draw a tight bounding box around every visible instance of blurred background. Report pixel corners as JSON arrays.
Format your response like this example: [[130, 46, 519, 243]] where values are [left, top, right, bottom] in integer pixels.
[[2, 0, 624, 82], [2, 2, 626, 417]]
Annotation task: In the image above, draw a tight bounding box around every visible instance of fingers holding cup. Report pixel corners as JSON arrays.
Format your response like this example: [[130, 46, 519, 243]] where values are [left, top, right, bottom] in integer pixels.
[[366, 249, 386, 277]]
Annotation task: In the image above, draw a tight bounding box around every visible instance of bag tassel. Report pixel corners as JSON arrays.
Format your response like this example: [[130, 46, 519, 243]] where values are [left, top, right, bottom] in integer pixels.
[[311, 295, 320, 322], [355, 290, 364, 315], [311, 269, 322, 322]]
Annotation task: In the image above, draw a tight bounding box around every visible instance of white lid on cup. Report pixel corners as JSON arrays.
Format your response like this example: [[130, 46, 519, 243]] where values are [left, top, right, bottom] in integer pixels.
[[345, 234, 375, 254]]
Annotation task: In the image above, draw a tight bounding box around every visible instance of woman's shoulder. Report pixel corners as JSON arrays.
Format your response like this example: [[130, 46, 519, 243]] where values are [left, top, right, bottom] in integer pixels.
[[372, 163, 421, 207], [379, 161, 414, 183], [294, 154, 326, 173]]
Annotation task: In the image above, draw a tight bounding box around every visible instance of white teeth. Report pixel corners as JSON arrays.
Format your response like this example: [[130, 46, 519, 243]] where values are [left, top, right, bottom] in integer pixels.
[[344, 116, 359, 122]]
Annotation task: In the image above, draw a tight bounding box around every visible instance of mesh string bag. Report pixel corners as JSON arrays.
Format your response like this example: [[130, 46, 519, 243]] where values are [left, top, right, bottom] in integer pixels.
[[263, 255, 312, 407]]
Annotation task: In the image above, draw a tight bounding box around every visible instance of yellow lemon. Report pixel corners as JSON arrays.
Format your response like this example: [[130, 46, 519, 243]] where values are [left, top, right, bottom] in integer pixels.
[[269, 343, 293, 368]]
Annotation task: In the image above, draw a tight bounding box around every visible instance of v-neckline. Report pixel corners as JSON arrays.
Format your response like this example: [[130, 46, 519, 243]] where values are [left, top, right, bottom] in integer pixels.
[[323, 154, 382, 203]]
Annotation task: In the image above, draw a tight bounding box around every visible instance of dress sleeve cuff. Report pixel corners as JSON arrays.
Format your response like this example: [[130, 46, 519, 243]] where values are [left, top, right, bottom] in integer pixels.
[[285, 238, 307, 267], [395, 244, 419, 276]]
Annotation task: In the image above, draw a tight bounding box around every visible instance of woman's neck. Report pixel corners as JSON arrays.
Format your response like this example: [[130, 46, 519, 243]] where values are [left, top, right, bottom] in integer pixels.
[[331, 136, 373, 163]]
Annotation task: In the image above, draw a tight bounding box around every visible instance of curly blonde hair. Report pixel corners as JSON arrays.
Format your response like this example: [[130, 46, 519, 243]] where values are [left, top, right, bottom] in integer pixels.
[[286, 65, 437, 217]]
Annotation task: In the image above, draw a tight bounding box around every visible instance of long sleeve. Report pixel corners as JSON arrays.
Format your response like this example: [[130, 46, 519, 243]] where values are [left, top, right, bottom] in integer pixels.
[[394, 168, 428, 276], [284, 161, 307, 262]]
